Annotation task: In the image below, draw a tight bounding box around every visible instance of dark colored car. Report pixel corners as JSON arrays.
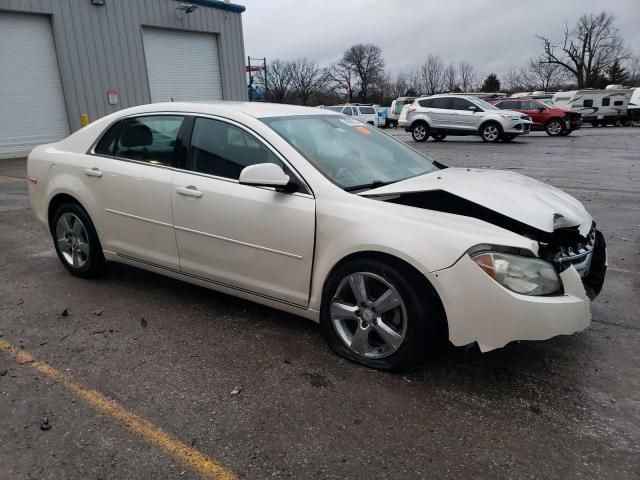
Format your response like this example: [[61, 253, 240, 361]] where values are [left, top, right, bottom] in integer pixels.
[[489, 98, 582, 136]]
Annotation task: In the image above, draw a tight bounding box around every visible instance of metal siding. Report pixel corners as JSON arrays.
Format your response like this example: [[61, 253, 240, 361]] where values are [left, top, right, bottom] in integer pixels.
[[0, 0, 246, 134]]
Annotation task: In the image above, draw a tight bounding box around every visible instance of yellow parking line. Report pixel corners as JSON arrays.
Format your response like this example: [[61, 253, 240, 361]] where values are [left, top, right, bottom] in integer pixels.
[[0, 338, 236, 480]]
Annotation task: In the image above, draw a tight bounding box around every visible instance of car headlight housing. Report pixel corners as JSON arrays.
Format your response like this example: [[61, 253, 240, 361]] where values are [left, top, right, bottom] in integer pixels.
[[498, 113, 521, 120], [471, 252, 562, 296]]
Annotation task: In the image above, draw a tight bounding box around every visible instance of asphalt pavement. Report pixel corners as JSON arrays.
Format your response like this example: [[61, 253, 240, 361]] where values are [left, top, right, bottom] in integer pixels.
[[1, 127, 639, 479]]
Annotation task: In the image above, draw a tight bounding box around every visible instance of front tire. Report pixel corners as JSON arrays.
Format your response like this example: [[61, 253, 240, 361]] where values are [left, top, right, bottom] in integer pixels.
[[320, 258, 440, 370], [545, 119, 564, 136], [51, 202, 105, 278], [480, 122, 502, 143], [411, 122, 429, 142]]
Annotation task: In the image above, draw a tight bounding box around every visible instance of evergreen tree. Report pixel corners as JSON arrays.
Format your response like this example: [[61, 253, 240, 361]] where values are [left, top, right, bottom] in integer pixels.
[[606, 59, 629, 85], [481, 73, 501, 92]]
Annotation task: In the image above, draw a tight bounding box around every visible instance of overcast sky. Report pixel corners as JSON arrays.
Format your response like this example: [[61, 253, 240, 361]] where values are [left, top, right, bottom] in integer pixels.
[[239, 0, 640, 78]]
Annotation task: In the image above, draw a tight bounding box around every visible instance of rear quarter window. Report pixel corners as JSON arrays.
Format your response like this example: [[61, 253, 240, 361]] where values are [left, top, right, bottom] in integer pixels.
[[94, 121, 122, 156], [358, 107, 375, 114]]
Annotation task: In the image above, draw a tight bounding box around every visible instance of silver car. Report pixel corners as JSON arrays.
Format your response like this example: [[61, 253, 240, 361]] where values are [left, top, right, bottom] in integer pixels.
[[399, 95, 533, 143]]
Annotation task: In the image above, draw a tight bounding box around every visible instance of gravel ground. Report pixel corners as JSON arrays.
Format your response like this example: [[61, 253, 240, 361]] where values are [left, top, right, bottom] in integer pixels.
[[1, 126, 639, 479]]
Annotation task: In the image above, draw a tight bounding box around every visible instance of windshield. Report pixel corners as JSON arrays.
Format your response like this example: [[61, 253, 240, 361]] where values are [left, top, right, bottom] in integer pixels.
[[472, 98, 500, 110], [262, 115, 439, 190]]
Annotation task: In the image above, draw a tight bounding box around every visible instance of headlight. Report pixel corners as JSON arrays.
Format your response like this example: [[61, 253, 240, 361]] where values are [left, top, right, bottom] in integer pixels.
[[471, 252, 561, 296], [498, 113, 521, 120]]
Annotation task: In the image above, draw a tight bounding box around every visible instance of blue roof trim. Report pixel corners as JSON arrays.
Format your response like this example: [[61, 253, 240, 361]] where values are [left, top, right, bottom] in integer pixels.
[[174, 0, 246, 13]]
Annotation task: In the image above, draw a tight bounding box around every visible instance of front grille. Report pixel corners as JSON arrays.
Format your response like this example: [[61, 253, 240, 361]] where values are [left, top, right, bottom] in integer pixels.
[[547, 224, 596, 277]]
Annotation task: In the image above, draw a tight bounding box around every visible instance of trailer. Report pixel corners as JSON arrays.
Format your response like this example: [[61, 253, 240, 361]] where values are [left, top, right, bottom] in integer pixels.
[[551, 88, 633, 126]]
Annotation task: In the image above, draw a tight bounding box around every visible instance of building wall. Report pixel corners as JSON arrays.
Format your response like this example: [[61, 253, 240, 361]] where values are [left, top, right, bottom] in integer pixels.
[[0, 0, 247, 131]]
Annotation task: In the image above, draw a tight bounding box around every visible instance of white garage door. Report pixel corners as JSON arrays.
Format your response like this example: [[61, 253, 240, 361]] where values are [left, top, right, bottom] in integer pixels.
[[0, 13, 70, 158], [142, 28, 223, 103]]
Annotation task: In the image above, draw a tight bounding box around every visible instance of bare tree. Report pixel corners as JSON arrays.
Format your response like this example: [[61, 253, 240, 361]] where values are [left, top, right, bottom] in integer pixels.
[[257, 58, 292, 103], [457, 60, 477, 92], [526, 56, 569, 90], [340, 44, 385, 102], [289, 57, 326, 105], [504, 68, 530, 92], [443, 63, 458, 92], [420, 54, 444, 95], [627, 55, 640, 86], [538, 11, 630, 88], [326, 58, 357, 103]]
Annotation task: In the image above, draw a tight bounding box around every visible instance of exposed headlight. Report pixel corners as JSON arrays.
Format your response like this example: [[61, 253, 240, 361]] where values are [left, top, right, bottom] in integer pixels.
[[498, 113, 521, 120], [471, 252, 561, 295]]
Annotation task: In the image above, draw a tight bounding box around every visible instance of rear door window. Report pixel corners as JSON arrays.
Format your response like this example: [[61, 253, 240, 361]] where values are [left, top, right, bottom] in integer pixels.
[[359, 106, 376, 114], [114, 116, 184, 166], [497, 100, 519, 109], [431, 97, 452, 109], [94, 121, 122, 156], [342, 107, 354, 116]]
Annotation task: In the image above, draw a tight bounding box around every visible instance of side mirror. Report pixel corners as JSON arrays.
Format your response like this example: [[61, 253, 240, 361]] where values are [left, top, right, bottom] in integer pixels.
[[239, 163, 294, 192], [468, 105, 478, 111], [538, 107, 546, 112]]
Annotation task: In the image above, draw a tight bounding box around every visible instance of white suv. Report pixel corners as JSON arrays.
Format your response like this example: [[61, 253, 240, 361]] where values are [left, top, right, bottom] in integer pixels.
[[399, 95, 532, 143], [325, 104, 379, 127]]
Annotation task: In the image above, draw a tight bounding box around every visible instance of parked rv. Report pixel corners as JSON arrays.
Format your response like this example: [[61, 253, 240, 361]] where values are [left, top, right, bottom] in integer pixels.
[[628, 87, 640, 123], [551, 88, 632, 127], [388, 97, 417, 128]]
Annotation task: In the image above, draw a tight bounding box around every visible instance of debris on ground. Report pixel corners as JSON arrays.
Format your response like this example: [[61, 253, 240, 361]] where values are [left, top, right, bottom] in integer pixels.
[[59, 308, 69, 318], [91, 309, 103, 316], [0, 369, 8, 377], [230, 386, 243, 395], [140, 317, 148, 328], [40, 416, 52, 431]]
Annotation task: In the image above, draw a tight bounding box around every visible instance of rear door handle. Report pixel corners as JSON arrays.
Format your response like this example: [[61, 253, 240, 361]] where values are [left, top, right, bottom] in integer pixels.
[[84, 167, 103, 178], [176, 185, 203, 198]]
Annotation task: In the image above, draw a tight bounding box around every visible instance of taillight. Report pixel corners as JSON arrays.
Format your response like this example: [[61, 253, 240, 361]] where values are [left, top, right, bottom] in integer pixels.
[[407, 108, 416, 114]]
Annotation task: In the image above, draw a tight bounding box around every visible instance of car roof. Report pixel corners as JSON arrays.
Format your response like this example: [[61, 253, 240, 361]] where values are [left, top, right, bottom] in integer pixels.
[[415, 94, 479, 101], [112, 101, 337, 119]]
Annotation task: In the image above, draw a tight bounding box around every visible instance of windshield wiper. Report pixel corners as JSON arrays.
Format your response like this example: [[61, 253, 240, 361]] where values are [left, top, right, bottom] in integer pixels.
[[344, 180, 393, 192]]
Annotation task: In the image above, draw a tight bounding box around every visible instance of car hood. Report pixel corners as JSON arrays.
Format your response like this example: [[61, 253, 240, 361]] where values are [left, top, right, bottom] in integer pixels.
[[360, 168, 592, 236]]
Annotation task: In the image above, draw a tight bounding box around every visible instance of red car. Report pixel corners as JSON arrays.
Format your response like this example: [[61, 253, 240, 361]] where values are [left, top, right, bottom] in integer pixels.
[[489, 98, 582, 136]]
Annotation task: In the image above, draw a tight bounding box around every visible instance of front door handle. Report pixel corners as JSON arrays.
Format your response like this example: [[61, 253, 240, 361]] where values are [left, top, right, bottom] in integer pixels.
[[176, 185, 203, 198], [84, 167, 103, 178]]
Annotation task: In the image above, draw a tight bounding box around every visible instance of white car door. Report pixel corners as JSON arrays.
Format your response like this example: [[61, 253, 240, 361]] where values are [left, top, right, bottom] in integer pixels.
[[172, 116, 315, 306], [86, 115, 183, 269], [423, 97, 452, 129], [450, 97, 482, 131]]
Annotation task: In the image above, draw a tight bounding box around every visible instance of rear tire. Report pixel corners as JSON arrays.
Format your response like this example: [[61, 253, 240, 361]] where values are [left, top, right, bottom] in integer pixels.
[[51, 202, 105, 278], [320, 258, 440, 370], [480, 122, 502, 143], [545, 119, 564, 136], [411, 122, 429, 142]]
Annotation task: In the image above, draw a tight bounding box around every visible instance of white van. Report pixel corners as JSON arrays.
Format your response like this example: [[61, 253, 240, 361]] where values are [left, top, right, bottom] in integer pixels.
[[551, 89, 633, 126], [325, 104, 379, 127]]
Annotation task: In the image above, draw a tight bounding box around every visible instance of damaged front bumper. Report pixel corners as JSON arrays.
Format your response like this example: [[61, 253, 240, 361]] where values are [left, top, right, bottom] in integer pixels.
[[434, 230, 606, 352]]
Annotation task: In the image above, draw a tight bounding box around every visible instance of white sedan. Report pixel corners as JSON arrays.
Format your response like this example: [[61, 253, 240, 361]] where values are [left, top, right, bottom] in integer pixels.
[[27, 102, 606, 369]]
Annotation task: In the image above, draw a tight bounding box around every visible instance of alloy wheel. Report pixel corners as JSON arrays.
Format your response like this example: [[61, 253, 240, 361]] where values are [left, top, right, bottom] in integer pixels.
[[413, 125, 427, 141], [482, 125, 499, 142], [330, 272, 407, 359], [547, 120, 563, 136], [55, 212, 90, 269]]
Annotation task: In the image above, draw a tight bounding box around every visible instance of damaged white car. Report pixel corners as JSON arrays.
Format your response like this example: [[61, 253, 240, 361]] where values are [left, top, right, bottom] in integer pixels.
[[27, 102, 606, 369]]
